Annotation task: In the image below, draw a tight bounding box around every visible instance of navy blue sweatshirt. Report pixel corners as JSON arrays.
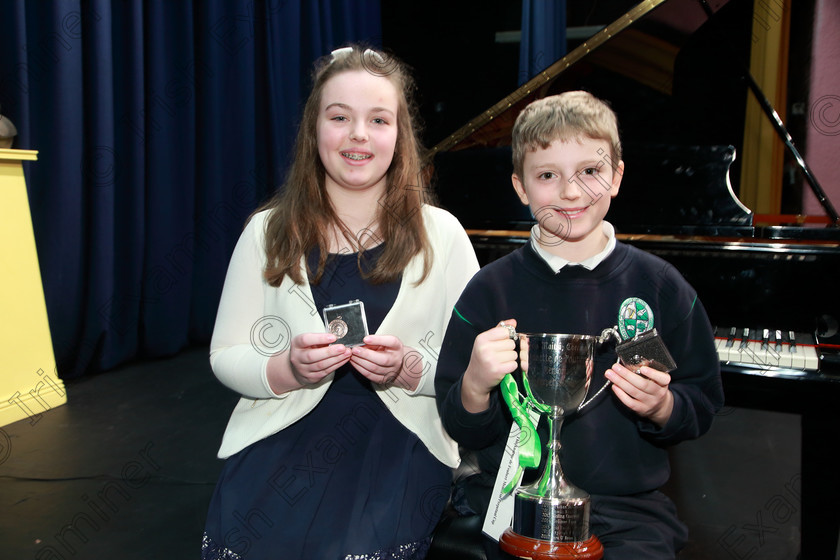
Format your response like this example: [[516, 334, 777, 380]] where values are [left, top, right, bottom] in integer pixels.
[[435, 241, 724, 511]]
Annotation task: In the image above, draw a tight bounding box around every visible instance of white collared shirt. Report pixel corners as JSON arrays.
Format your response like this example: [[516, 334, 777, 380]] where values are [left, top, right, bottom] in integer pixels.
[[529, 221, 616, 272]]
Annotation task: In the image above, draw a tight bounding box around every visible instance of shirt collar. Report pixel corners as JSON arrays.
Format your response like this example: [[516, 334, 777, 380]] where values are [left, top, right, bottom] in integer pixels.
[[529, 221, 616, 273]]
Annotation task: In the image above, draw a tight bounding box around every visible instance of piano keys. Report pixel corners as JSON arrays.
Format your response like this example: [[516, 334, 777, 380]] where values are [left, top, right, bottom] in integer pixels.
[[714, 327, 820, 372]]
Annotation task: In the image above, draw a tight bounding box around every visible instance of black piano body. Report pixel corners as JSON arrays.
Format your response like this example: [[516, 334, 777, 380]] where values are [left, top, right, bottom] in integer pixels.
[[429, 0, 840, 557]]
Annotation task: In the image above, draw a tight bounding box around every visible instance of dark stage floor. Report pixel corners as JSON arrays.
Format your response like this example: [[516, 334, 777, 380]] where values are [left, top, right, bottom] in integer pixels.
[[0, 346, 819, 559]]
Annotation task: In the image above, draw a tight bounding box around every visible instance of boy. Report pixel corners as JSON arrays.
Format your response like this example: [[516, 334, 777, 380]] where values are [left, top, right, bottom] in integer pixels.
[[435, 91, 724, 559]]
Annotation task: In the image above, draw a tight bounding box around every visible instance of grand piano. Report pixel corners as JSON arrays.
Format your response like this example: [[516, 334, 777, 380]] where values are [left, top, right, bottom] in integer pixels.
[[428, 0, 840, 557]]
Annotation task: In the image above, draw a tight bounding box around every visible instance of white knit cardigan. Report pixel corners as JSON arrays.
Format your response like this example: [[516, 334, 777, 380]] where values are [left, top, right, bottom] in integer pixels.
[[210, 205, 479, 467]]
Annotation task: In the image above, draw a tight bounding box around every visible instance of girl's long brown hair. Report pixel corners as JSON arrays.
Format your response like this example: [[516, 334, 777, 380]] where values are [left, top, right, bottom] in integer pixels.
[[256, 45, 434, 287]]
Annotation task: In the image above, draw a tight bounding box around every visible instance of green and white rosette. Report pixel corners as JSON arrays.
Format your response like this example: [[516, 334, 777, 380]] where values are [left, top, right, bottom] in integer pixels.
[[614, 297, 677, 373], [617, 296, 655, 340]]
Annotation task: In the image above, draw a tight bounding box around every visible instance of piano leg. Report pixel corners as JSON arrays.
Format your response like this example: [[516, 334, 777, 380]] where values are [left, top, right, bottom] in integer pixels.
[[800, 410, 840, 560]]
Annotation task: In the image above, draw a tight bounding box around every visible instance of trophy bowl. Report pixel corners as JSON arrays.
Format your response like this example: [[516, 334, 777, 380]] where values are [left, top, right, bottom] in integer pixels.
[[499, 333, 605, 560]]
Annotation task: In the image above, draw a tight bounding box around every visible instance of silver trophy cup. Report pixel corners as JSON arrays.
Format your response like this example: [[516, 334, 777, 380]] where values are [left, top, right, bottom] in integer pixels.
[[500, 332, 611, 559]]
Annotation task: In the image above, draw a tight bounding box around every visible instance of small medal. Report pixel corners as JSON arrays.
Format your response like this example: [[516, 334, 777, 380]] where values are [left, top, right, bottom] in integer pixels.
[[617, 297, 654, 340], [328, 316, 348, 339], [323, 300, 368, 347]]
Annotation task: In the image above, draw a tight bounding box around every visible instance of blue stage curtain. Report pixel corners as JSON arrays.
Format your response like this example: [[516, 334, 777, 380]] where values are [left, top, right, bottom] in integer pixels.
[[0, 0, 381, 378], [518, 0, 566, 85]]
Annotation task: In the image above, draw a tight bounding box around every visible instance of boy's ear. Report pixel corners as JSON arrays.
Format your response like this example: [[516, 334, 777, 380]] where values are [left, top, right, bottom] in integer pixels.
[[610, 160, 625, 198], [511, 174, 529, 205]]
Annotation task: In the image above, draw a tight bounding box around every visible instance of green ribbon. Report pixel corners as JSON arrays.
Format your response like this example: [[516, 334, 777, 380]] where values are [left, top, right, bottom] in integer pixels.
[[499, 373, 544, 494], [452, 309, 545, 495]]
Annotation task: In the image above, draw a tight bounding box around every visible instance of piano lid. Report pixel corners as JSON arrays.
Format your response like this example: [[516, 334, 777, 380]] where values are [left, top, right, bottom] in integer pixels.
[[430, 0, 735, 155], [430, 0, 840, 238]]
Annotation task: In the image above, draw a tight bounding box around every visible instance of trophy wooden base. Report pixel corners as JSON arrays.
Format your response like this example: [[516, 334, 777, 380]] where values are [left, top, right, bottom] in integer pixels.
[[499, 528, 604, 560]]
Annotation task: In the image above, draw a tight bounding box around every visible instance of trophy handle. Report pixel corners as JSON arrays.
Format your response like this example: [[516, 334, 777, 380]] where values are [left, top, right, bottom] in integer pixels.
[[578, 379, 611, 411], [577, 327, 622, 412], [597, 326, 622, 346]]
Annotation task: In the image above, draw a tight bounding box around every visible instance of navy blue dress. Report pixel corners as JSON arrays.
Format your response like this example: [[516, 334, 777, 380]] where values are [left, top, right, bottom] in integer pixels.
[[202, 245, 451, 560]]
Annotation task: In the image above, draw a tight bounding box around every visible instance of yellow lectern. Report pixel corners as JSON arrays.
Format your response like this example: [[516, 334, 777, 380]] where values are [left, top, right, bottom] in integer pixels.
[[0, 149, 67, 427]]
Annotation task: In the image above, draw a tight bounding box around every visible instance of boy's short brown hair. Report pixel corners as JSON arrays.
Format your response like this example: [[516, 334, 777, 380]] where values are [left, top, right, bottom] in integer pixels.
[[511, 91, 622, 177]]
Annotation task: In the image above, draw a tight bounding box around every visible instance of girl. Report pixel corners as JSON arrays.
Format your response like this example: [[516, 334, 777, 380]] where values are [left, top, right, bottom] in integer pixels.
[[201, 45, 479, 559]]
